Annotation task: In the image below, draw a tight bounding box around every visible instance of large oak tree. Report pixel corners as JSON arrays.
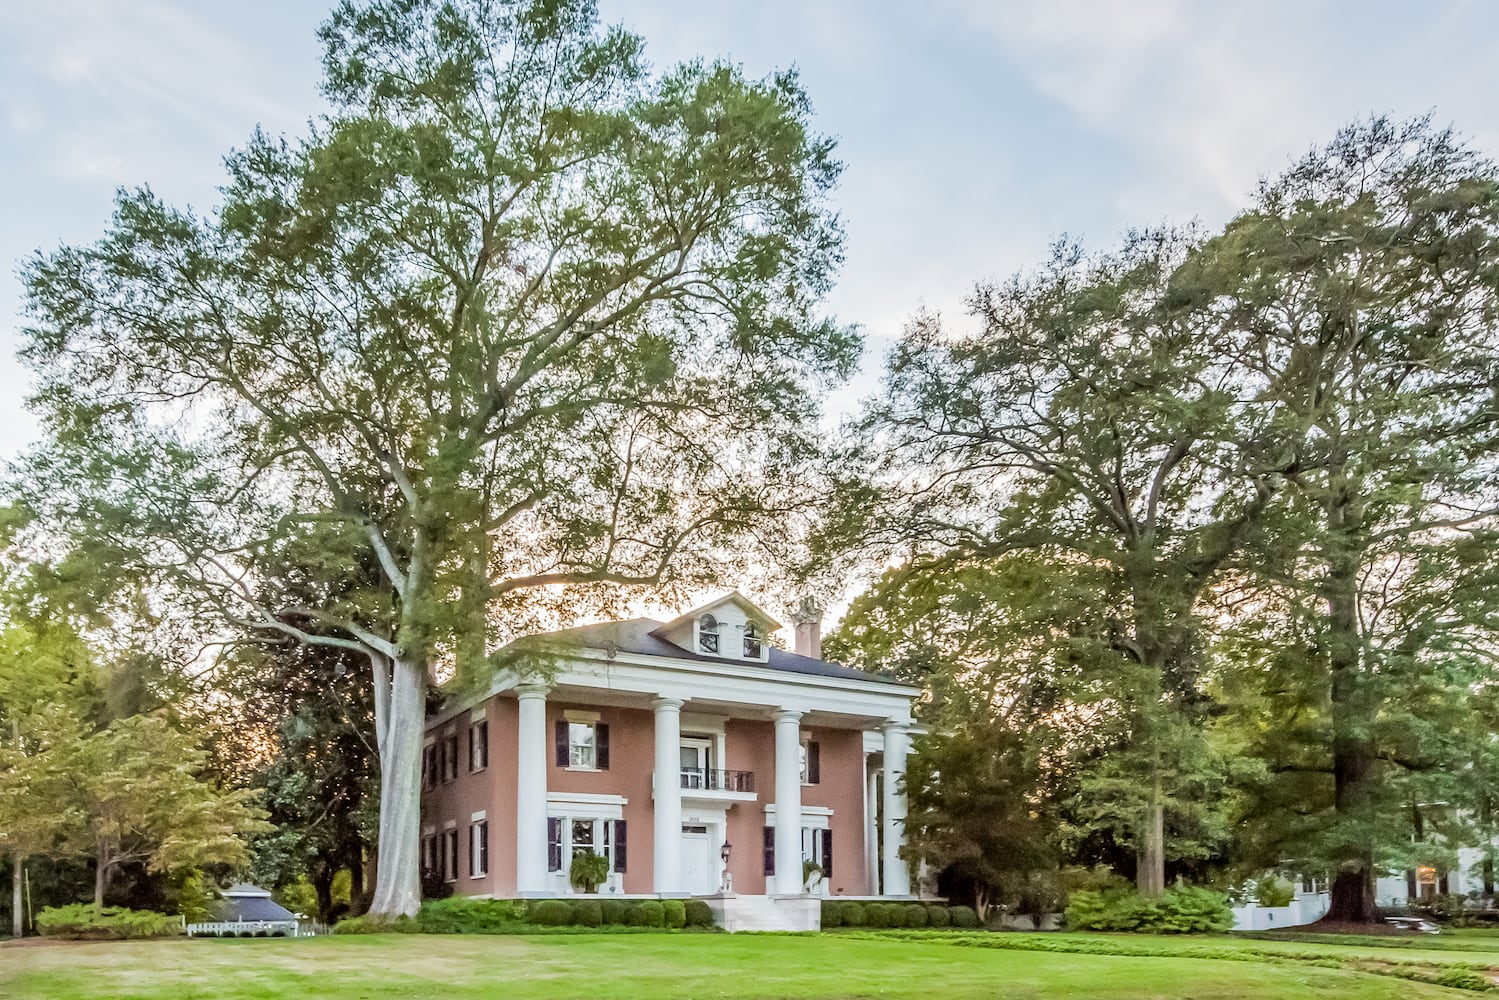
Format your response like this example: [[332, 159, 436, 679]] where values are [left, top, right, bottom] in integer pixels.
[[18, 0, 855, 917]]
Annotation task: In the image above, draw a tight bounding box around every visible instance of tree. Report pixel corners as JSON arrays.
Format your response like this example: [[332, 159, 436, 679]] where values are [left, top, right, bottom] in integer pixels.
[[1195, 117, 1499, 922], [62, 714, 268, 906], [18, 0, 854, 916], [848, 228, 1281, 894]]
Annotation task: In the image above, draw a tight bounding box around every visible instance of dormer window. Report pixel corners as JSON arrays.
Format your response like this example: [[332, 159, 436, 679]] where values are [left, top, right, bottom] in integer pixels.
[[698, 614, 720, 654], [743, 620, 763, 659]]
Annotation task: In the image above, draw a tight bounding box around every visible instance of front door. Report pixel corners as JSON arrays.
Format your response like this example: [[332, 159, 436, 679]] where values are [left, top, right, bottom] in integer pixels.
[[681, 824, 714, 894]]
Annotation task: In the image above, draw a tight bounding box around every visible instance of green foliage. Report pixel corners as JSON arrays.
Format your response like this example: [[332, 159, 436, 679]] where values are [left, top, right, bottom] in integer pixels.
[[820, 899, 843, 928], [418, 897, 528, 933], [331, 913, 419, 934], [864, 902, 890, 929], [904, 904, 928, 928], [683, 899, 714, 928], [661, 899, 685, 930], [36, 904, 182, 940], [1064, 887, 1232, 934], [530, 900, 574, 927], [169, 871, 216, 924], [569, 851, 610, 894], [601, 899, 628, 926], [839, 901, 866, 927], [623, 902, 648, 927], [571, 900, 603, 928], [949, 906, 979, 929], [1252, 876, 1295, 909], [637, 900, 666, 928], [925, 904, 952, 928]]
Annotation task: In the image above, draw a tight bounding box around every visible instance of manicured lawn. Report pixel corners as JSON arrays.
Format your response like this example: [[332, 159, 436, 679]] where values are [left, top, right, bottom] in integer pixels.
[[0, 933, 1475, 1000]]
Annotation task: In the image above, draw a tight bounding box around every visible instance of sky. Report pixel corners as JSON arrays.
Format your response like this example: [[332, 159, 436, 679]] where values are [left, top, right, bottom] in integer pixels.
[[3, 0, 1498, 468]]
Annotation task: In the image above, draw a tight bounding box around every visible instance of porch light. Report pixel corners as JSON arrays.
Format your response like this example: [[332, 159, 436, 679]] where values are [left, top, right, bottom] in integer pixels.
[[720, 841, 732, 863]]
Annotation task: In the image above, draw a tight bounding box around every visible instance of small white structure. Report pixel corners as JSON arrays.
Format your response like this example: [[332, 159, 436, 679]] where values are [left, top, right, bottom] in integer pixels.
[[1231, 886, 1331, 931]]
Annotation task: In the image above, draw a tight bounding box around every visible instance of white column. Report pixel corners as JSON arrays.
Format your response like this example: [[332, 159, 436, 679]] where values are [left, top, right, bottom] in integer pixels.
[[865, 753, 880, 894], [881, 720, 911, 897], [515, 682, 549, 895], [773, 709, 805, 895], [652, 696, 684, 894]]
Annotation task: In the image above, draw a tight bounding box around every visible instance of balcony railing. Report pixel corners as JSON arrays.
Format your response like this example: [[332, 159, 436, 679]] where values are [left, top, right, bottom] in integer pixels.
[[680, 767, 755, 793]]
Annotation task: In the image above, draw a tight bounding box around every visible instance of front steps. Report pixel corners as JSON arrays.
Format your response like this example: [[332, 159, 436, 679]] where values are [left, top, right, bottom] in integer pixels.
[[703, 893, 820, 932]]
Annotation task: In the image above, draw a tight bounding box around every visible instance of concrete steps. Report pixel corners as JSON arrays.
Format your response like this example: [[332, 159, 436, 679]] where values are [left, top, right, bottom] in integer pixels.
[[703, 893, 820, 932]]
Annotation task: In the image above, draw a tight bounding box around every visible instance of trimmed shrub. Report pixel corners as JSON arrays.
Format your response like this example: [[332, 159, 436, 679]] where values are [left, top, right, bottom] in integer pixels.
[[840, 902, 867, 927], [820, 900, 843, 928], [623, 902, 649, 926], [36, 904, 182, 940], [865, 903, 891, 929], [1064, 887, 1232, 934], [904, 904, 928, 928], [888, 903, 911, 928], [530, 900, 574, 926], [926, 905, 952, 928], [684, 899, 714, 928], [662, 899, 686, 930], [950, 905, 980, 929], [601, 899, 629, 926], [331, 914, 418, 934], [571, 900, 603, 928], [637, 900, 666, 928]]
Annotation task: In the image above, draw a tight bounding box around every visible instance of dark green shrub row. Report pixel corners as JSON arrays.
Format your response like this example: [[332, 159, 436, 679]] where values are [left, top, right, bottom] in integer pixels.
[[819, 901, 978, 930], [1064, 887, 1232, 934], [36, 904, 183, 940], [336, 896, 714, 934]]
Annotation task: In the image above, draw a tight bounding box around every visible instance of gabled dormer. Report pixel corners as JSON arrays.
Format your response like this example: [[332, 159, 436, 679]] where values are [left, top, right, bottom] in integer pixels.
[[651, 591, 785, 663]]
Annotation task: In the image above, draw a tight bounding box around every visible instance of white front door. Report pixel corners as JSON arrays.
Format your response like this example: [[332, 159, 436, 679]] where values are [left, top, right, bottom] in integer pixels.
[[681, 825, 714, 895]]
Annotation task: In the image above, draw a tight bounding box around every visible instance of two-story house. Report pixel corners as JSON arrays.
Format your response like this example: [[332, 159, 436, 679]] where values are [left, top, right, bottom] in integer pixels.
[[420, 591, 920, 930]]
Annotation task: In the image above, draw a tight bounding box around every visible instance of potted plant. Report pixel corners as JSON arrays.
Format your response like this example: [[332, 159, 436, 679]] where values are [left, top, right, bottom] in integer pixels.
[[802, 860, 824, 893], [570, 850, 610, 894]]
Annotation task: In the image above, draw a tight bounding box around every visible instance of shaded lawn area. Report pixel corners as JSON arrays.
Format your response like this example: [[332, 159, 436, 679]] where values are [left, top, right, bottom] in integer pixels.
[[0, 933, 1469, 1000]]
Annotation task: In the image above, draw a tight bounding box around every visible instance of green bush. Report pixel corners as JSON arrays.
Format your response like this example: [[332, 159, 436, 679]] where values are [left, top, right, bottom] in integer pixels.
[[820, 900, 843, 928], [418, 897, 527, 933], [685, 899, 714, 928], [331, 913, 418, 934], [624, 902, 648, 926], [865, 902, 891, 929], [530, 900, 574, 926], [571, 900, 603, 928], [601, 899, 628, 926], [840, 901, 867, 927], [1064, 886, 1232, 934], [949, 905, 979, 929], [903, 904, 928, 928], [1435, 968, 1493, 991], [662, 899, 686, 930], [36, 904, 183, 940], [1252, 875, 1295, 909], [890, 904, 912, 928], [926, 905, 952, 928], [570, 851, 611, 894], [637, 900, 666, 928]]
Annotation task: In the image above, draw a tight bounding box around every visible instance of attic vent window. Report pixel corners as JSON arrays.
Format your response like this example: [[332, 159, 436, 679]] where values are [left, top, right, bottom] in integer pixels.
[[698, 614, 720, 654], [743, 620, 763, 659]]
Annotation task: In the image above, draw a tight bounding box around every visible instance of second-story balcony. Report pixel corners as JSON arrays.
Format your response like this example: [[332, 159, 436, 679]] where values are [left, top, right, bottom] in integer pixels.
[[680, 767, 755, 793]]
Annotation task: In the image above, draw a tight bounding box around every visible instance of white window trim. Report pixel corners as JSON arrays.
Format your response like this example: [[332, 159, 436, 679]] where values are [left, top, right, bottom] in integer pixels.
[[764, 803, 832, 829], [470, 820, 489, 878], [566, 719, 599, 771]]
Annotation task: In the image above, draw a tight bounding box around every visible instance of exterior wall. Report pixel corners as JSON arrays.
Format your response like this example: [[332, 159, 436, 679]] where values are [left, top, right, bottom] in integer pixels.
[[725, 718, 775, 895], [420, 695, 518, 897], [546, 701, 656, 894], [801, 726, 871, 897]]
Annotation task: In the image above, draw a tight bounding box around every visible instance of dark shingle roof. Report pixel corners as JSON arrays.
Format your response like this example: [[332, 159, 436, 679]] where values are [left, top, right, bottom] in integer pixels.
[[525, 617, 901, 685], [215, 885, 296, 922]]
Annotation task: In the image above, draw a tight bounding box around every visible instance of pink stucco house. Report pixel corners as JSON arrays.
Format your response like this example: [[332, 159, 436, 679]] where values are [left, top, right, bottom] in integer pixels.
[[420, 591, 920, 929]]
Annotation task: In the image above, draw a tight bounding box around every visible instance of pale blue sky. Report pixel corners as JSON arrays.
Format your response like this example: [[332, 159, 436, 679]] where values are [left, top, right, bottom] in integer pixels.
[[3, 0, 1496, 463]]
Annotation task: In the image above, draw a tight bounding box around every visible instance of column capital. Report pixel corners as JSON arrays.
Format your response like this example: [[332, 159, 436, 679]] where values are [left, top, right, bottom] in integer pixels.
[[651, 696, 685, 712], [515, 681, 550, 699], [771, 708, 804, 725], [881, 718, 910, 734]]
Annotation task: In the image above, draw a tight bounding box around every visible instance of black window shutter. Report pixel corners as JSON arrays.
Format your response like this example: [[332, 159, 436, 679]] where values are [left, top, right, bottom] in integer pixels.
[[478, 721, 489, 769], [807, 741, 820, 784], [763, 826, 775, 876], [614, 820, 627, 873], [597, 723, 610, 770], [822, 829, 833, 879], [468, 727, 476, 772], [555, 720, 568, 767], [480, 822, 489, 875], [548, 817, 562, 872]]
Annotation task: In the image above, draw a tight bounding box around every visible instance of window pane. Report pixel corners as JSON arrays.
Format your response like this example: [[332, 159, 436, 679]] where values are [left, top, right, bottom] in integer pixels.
[[572, 819, 595, 855], [569, 722, 596, 768]]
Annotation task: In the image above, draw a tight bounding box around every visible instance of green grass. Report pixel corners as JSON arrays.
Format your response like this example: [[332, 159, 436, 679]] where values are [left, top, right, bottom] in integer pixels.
[[0, 932, 1482, 999]]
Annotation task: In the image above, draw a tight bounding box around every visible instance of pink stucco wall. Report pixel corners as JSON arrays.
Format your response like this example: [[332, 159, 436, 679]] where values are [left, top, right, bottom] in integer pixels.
[[419, 695, 519, 897]]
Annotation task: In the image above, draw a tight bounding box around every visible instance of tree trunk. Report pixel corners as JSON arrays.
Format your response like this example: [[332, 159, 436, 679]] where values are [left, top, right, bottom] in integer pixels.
[[350, 847, 369, 916], [11, 853, 22, 939], [1324, 493, 1378, 923], [93, 854, 109, 907], [312, 862, 334, 923], [1136, 797, 1166, 897], [366, 655, 424, 918]]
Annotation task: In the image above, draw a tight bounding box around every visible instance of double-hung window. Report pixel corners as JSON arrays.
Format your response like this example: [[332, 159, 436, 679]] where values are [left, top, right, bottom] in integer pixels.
[[444, 829, 459, 882], [556, 719, 609, 770], [469, 720, 489, 772], [443, 733, 459, 782], [470, 820, 489, 877]]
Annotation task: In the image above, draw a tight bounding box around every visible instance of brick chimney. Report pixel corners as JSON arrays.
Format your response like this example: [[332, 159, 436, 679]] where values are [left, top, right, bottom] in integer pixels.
[[793, 596, 823, 660]]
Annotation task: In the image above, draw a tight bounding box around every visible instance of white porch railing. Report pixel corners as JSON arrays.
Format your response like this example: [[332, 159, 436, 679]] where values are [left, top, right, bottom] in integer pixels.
[[186, 920, 325, 937]]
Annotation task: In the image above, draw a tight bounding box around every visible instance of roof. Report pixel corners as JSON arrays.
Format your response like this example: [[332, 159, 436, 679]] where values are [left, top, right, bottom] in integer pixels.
[[215, 888, 296, 922], [222, 883, 272, 897], [532, 617, 899, 685], [655, 590, 786, 632]]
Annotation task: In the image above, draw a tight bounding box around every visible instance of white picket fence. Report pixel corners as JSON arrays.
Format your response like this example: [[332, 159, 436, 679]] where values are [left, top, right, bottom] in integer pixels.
[[1230, 891, 1331, 931], [186, 920, 326, 938]]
